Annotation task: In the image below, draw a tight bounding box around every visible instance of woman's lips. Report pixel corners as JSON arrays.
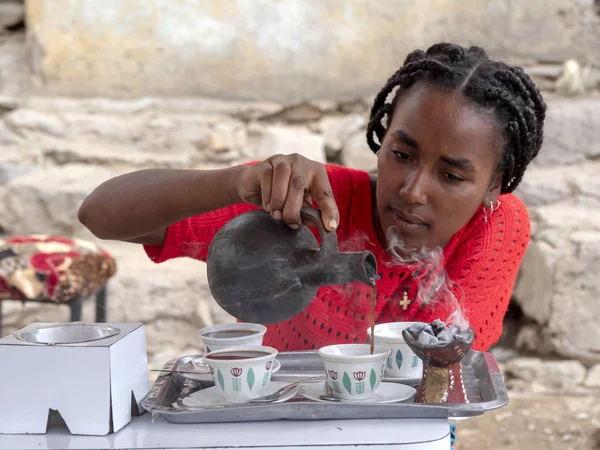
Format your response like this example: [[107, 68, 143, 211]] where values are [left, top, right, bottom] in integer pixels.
[[391, 208, 429, 232]]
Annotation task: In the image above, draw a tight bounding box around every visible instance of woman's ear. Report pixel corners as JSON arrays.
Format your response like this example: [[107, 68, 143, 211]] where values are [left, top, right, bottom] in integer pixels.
[[482, 172, 502, 206]]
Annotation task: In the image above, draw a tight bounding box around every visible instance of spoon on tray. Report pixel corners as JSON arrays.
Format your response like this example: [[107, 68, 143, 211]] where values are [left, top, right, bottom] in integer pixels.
[[251, 375, 325, 404]]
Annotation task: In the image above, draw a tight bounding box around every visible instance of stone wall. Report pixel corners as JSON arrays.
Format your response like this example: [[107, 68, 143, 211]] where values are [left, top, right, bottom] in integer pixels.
[[24, 0, 600, 102], [0, 0, 599, 380]]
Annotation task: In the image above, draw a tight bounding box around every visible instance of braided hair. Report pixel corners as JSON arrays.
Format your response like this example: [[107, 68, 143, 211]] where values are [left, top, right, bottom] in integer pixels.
[[366, 43, 546, 194]]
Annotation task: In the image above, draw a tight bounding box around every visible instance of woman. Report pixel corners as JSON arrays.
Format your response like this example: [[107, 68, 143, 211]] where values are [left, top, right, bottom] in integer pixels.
[[79, 42, 545, 354]]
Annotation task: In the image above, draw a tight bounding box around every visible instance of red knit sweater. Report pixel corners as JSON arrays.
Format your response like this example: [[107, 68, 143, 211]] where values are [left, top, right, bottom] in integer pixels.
[[144, 164, 530, 352]]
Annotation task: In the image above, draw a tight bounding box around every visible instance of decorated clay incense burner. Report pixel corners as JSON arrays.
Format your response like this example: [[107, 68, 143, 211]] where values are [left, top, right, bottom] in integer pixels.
[[402, 320, 474, 404]]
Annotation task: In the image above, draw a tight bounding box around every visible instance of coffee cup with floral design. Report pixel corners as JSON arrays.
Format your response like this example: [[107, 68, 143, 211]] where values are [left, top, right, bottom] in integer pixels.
[[203, 346, 278, 404], [318, 344, 391, 401], [367, 322, 423, 379]]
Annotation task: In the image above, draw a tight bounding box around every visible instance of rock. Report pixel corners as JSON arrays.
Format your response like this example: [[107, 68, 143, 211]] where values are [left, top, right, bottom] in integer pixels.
[[3, 109, 65, 137], [267, 103, 323, 122], [0, 96, 19, 112], [534, 97, 600, 166], [308, 100, 338, 114], [506, 357, 587, 388], [0, 32, 27, 98], [548, 234, 600, 364], [146, 115, 179, 132], [177, 120, 211, 149], [60, 113, 145, 142], [206, 120, 247, 162], [341, 131, 376, 172], [339, 100, 368, 115], [554, 60, 586, 97], [319, 114, 366, 158], [525, 64, 563, 80], [0, 162, 39, 184], [515, 168, 572, 207], [515, 324, 555, 356], [512, 241, 553, 324], [535, 204, 600, 232], [489, 346, 521, 363], [572, 164, 600, 201], [0, 119, 19, 144], [42, 141, 199, 170], [254, 126, 326, 163], [584, 364, 600, 388], [0, 2, 24, 31], [0, 164, 117, 237]]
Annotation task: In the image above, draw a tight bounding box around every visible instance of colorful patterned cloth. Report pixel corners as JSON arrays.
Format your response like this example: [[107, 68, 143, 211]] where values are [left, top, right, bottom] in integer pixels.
[[0, 235, 116, 303]]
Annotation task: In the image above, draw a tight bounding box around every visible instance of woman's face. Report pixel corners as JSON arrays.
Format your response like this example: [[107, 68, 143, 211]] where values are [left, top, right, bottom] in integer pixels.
[[376, 82, 503, 251]]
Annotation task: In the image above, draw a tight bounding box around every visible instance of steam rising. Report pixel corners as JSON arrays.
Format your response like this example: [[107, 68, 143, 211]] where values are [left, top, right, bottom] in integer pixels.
[[385, 227, 469, 331]]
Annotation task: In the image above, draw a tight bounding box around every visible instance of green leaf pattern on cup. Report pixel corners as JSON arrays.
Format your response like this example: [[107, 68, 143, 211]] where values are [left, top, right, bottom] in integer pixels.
[[411, 355, 420, 369], [386, 357, 393, 369], [369, 368, 377, 390], [217, 369, 225, 391], [343, 372, 352, 394], [247, 368, 255, 391], [395, 349, 403, 369]]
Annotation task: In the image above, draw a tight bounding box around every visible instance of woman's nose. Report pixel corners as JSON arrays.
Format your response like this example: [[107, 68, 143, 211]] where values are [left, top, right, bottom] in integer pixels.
[[399, 171, 428, 205]]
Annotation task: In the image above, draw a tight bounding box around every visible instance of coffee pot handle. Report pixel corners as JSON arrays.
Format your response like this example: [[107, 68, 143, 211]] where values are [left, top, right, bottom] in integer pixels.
[[300, 206, 339, 253]]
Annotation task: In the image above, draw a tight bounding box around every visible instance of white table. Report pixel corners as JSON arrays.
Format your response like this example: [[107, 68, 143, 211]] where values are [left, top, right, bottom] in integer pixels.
[[0, 412, 451, 449]]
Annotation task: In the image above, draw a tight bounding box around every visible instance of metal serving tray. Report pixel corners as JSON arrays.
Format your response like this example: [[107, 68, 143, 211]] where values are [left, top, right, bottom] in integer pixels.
[[141, 350, 509, 424]]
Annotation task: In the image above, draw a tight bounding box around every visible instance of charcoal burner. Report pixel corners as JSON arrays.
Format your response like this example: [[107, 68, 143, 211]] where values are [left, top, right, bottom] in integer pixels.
[[402, 320, 475, 404]]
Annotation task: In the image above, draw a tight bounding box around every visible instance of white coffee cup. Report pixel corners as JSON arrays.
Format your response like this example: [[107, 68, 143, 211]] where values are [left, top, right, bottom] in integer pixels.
[[197, 322, 267, 353], [318, 344, 391, 401], [367, 322, 423, 379], [203, 346, 278, 404]]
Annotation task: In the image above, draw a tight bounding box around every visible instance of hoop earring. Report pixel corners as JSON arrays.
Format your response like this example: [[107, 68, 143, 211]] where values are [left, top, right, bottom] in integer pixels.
[[483, 200, 501, 224]]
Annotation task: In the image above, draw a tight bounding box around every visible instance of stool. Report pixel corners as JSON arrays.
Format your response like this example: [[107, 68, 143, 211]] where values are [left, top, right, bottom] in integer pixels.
[[0, 235, 116, 336]]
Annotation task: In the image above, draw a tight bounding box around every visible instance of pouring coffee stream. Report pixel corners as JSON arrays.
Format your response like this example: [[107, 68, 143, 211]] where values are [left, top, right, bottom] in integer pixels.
[[206, 206, 377, 324]]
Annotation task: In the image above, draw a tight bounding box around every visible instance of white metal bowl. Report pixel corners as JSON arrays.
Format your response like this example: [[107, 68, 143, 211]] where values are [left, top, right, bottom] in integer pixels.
[[14, 323, 120, 345]]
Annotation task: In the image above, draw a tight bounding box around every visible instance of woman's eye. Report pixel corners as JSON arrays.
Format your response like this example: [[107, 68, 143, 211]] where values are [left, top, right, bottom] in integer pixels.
[[444, 173, 465, 183], [392, 151, 412, 161]]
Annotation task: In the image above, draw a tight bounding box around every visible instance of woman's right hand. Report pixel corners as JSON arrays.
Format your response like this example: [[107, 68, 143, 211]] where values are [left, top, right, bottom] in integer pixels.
[[236, 154, 339, 231]]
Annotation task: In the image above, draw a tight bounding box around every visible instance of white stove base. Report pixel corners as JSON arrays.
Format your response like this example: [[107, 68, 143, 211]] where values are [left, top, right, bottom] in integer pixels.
[[0, 412, 451, 450]]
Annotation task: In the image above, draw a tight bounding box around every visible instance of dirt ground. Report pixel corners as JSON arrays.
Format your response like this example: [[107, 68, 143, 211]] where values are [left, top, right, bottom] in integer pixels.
[[455, 390, 600, 450]]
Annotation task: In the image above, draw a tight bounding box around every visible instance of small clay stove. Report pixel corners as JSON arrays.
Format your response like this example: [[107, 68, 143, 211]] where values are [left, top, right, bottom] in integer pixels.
[[402, 320, 474, 404]]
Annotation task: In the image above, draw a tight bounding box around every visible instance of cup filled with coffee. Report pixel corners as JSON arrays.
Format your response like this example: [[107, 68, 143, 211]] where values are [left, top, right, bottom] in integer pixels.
[[366, 322, 423, 379], [203, 346, 278, 404], [197, 322, 267, 353], [318, 344, 391, 401]]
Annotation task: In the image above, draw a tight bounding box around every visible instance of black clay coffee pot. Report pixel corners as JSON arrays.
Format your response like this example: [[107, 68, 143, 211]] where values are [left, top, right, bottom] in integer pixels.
[[206, 206, 377, 324]]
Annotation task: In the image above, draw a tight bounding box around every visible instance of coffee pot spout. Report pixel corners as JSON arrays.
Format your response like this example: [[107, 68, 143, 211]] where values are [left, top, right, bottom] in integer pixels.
[[305, 250, 377, 288]]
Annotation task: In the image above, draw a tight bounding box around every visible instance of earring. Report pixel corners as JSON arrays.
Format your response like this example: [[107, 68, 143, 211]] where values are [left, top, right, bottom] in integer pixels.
[[483, 200, 501, 223]]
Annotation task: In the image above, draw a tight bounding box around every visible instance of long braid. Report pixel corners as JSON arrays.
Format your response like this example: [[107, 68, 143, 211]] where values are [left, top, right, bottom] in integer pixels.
[[366, 43, 546, 194]]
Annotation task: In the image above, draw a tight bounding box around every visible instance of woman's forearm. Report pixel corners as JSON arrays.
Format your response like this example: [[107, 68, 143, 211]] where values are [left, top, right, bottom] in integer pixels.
[[78, 166, 246, 241]]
